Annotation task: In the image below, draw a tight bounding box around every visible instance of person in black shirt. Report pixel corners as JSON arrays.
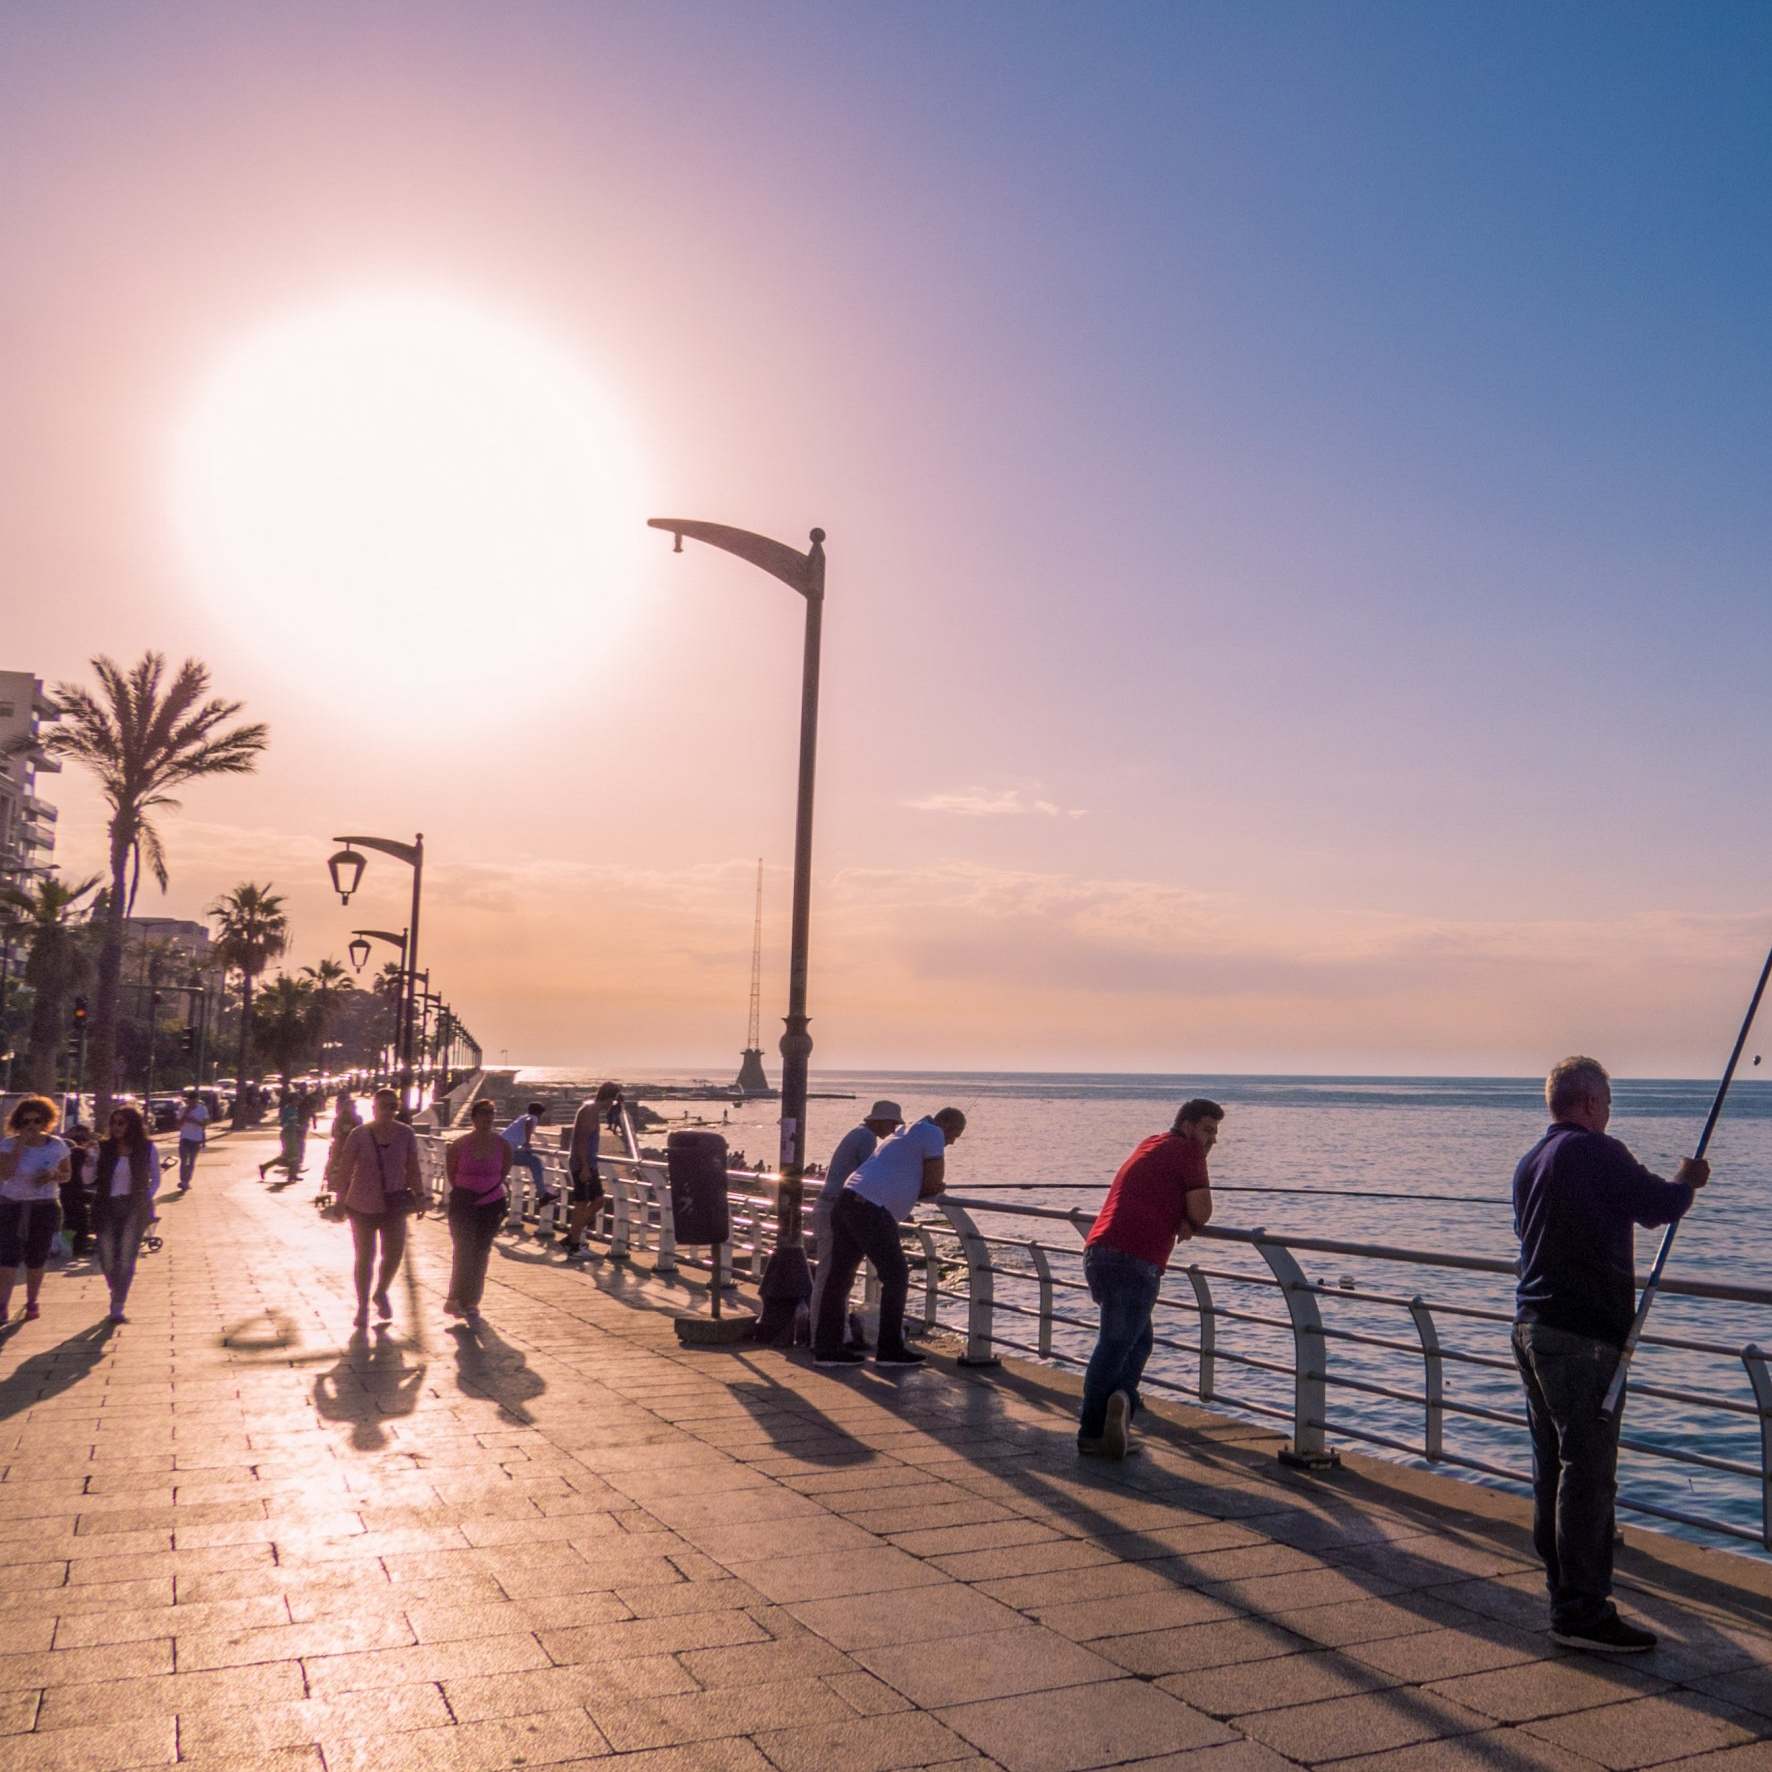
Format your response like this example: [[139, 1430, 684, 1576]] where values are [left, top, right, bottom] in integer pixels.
[[1512, 1056, 1707, 1654]]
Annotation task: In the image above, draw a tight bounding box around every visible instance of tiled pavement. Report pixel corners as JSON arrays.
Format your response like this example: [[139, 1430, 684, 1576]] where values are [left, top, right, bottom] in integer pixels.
[[2, 1136, 1770, 1772]]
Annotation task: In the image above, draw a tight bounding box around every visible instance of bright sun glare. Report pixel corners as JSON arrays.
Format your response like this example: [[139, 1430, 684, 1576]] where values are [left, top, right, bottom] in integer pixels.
[[172, 290, 643, 693]]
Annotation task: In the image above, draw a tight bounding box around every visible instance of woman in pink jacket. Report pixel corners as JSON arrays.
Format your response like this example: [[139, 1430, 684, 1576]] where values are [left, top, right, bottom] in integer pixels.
[[330, 1087, 428, 1329]]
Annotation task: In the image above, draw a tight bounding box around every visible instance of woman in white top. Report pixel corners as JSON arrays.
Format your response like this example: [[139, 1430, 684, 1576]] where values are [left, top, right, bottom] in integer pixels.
[[0, 1093, 73, 1323], [91, 1106, 158, 1324]]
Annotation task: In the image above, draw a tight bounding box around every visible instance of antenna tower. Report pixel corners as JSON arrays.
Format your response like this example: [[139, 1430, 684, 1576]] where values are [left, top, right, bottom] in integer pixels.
[[735, 859, 771, 1095]]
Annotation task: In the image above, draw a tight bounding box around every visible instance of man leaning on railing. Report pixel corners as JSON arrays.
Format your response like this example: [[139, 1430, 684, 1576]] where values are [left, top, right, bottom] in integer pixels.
[[1512, 1055, 1706, 1656], [1077, 1099, 1221, 1460]]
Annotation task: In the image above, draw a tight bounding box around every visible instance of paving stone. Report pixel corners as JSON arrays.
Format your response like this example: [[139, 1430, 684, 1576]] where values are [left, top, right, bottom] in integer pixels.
[[750, 1709, 976, 1772], [34, 1660, 307, 1729], [1162, 1647, 1400, 1716], [1030, 1586, 1243, 1641], [785, 1580, 1028, 1649], [302, 1630, 550, 1696], [538, 1606, 768, 1664], [444, 1656, 699, 1722], [1327, 1724, 1609, 1770], [936, 1677, 1235, 1771], [1521, 1692, 1765, 1768], [856, 1624, 1121, 1707], [1345, 1622, 1552, 1685], [589, 1675, 858, 1750], [320, 1709, 611, 1771], [729, 1547, 950, 1603], [173, 1685, 455, 1757], [1426, 1654, 1670, 1723], [0, 1716, 176, 1770], [0, 1638, 174, 1690], [1236, 1688, 1498, 1762]]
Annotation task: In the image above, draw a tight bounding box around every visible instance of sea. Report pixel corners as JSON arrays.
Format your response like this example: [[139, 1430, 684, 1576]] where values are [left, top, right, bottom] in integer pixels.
[[513, 1068, 1772, 1555]]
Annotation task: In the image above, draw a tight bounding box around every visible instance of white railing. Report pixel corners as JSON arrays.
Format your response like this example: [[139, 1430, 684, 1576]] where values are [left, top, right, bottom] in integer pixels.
[[414, 1137, 1772, 1554]]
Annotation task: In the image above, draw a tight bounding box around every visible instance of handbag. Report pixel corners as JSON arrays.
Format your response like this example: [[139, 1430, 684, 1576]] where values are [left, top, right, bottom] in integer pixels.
[[369, 1130, 417, 1215]]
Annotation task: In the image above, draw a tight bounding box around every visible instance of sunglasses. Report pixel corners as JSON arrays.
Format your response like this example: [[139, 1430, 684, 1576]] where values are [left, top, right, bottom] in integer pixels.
[[17, 1114, 49, 1128]]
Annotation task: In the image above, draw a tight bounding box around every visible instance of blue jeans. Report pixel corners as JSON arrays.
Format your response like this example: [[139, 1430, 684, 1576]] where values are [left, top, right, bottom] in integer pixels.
[[513, 1150, 549, 1197], [1079, 1245, 1163, 1441], [178, 1140, 201, 1184], [1512, 1321, 1624, 1630]]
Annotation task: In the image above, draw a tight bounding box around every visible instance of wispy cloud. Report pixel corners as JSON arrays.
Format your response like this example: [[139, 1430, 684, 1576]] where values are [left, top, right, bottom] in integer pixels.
[[904, 786, 1086, 819]]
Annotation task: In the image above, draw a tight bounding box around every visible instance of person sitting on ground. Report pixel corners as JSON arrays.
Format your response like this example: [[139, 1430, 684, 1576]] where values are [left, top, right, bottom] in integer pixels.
[[501, 1101, 559, 1210], [0, 1094, 73, 1323], [809, 1100, 903, 1349], [1511, 1055, 1705, 1656], [561, 1083, 620, 1257], [91, 1106, 158, 1324], [175, 1087, 209, 1190], [1078, 1099, 1221, 1460], [443, 1097, 513, 1323], [812, 1107, 965, 1370]]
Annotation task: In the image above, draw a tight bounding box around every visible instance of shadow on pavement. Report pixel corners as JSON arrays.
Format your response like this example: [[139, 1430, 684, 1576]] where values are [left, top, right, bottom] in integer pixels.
[[448, 1317, 546, 1425], [0, 1320, 116, 1420], [313, 1331, 428, 1451]]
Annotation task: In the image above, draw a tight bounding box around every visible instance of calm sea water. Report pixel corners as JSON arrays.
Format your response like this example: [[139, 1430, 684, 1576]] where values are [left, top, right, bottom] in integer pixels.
[[516, 1067, 1772, 1554]]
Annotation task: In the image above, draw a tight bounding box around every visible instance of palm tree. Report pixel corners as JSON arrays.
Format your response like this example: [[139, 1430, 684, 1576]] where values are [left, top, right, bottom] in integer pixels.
[[372, 960, 406, 1077], [255, 973, 314, 1087], [23, 654, 267, 1120], [211, 883, 289, 1125], [300, 958, 353, 1077], [12, 874, 101, 1092]]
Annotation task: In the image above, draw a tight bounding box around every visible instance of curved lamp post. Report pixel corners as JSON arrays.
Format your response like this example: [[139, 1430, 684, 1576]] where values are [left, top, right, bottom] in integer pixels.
[[348, 926, 409, 1092], [328, 834, 424, 1114], [649, 517, 825, 1342]]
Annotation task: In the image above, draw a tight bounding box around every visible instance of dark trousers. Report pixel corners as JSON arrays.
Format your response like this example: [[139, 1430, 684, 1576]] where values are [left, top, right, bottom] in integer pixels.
[[347, 1210, 408, 1308], [1512, 1321, 1623, 1630], [447, 1192, 504, 1311], [1079, 1244, 1162, 1441], [177, 1141, 201, 1184], [813, 1191, 910, 1356]]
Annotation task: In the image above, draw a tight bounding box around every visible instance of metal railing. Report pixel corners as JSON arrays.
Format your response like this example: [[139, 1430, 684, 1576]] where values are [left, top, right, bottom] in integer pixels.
[[413, 1136, 1772, 1553]]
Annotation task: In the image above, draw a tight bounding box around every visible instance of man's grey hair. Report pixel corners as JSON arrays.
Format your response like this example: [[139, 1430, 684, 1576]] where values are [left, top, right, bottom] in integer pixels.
[[1546, 1055, 1610, 1118], [932, 1107, 967, 1135]]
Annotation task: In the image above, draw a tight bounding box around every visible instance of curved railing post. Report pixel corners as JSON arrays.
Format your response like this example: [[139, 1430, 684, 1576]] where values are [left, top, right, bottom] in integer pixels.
[[1184, 1263, 1215, 1403], [1255, 1233, 1339, 1469], [937, 1200, 998, 1367], [652, 1167, 678, 1275], [1744, 1344, 1772, 1552], [1028, 1241, 1054, 1359], [1409, 1296, 1444, 1462], [914, 1226, 941, 1333]]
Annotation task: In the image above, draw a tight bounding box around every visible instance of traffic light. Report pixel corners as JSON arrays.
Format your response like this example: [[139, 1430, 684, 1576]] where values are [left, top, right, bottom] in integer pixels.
[[180, 1025, 197, 1055], [71, 996, 89, 1030]]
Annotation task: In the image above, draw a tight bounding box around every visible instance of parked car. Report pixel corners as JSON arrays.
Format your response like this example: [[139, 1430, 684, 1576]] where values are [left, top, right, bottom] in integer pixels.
[[148, 1097, 183, 1132]]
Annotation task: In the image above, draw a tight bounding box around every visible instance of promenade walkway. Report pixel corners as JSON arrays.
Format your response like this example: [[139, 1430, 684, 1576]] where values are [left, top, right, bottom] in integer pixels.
[[3, 1136, 1771, 1772]]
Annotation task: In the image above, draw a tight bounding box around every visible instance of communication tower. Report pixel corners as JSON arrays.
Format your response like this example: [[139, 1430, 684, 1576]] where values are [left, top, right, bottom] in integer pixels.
[[735, 859, 771, 1095]]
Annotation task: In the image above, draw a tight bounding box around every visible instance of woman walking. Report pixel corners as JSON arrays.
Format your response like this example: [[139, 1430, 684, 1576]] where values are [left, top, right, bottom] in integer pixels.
[[332, 1088, 428, 1329], [323, 1089, 362, 1201], [92, 1107, 158, 1324], [0, 1095, 73, 1323], [260, 1086, 308, 1182], [443, 1098, 512, 1323]]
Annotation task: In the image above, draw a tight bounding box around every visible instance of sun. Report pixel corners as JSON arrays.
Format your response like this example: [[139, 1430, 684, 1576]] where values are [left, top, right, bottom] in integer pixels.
[[171, 289, 644, 696]]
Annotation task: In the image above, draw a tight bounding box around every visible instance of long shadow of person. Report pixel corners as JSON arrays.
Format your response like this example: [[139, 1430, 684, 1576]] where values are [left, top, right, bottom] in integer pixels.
[[313, 1330, 427, 1452], [0, 1321, 116, 1421], [447, 1318, 546, 1427]]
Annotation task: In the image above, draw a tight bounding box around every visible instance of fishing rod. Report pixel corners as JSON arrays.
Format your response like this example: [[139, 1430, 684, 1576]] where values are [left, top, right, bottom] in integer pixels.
[[954, 1181, 1504, 1205], [1601, 938, 1772, 1419]]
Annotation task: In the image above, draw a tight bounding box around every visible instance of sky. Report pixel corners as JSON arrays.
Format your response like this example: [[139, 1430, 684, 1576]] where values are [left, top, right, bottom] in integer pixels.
[[3, 1, 1770, 1075]]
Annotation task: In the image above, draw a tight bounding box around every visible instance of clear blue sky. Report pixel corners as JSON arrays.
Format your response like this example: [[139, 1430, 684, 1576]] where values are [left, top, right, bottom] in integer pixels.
[[3, 1, 1769, 1069]]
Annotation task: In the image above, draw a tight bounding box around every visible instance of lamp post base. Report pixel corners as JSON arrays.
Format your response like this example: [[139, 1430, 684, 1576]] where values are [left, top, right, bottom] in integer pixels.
[[751, 1245, 812, 1345]]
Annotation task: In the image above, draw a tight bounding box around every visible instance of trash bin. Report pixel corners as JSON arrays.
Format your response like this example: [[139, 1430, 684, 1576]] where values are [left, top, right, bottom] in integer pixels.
[[667, 1130, 730, 1246]]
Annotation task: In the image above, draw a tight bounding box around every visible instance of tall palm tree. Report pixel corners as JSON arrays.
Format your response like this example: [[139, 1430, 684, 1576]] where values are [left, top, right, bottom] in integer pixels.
[[24, 654, 267, 1120], [372, 960, 406, 1076], [299, 958, 353, 1076], [211, 883, 288, 1125], [14, 874, 102, 1092], [255, 973, 314, 1087]]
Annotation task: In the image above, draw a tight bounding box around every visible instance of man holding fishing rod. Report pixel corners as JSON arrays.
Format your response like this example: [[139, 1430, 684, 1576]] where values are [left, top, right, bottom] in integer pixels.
[[1512, 1055, 1707, 1654]]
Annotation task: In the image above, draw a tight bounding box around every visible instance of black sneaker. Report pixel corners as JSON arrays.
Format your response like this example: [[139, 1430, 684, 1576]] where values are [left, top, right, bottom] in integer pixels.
[[1551, 1614, 1657, 1654], [875, 1348, 926, 1368], [813, 1348, 867, 1367]]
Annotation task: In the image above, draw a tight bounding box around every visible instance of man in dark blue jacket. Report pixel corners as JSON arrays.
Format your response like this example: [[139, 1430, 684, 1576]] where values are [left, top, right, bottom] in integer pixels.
[[1513, 1055, 1707, 1654]]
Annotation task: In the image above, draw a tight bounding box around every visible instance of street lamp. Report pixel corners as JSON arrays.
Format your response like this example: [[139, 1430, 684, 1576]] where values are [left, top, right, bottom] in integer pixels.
[[649, 517, 826, 1342], [347, 936, 371, 974], [350, 926, 409, 1092], [327, 833, 424, 1114]]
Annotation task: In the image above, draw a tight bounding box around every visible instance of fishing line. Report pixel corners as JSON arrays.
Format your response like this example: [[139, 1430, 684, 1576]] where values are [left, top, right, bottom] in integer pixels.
[[954, 1181, 1505, 1206], [1601, 938, 1772, 1419]]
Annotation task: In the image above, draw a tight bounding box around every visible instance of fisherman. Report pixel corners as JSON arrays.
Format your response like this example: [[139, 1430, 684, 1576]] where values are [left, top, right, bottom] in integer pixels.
[[1077, 1099, 1221, 1459], [812, 1107, 965, 1369], [808, 1100, 904, 1347], [1512, 1055, 1706, 1654], [561, 1083, 620, 1258]]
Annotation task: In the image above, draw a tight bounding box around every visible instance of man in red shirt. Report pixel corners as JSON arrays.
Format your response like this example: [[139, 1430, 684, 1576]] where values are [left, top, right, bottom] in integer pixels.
[[1079, 1098, 1222, 1459]]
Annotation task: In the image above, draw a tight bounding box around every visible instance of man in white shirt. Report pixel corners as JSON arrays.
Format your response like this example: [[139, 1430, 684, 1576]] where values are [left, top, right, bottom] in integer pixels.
[[501, 1102, 560, 1210], [176, 1090, 210, 1190], [811, 1108, 965, 1369]]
